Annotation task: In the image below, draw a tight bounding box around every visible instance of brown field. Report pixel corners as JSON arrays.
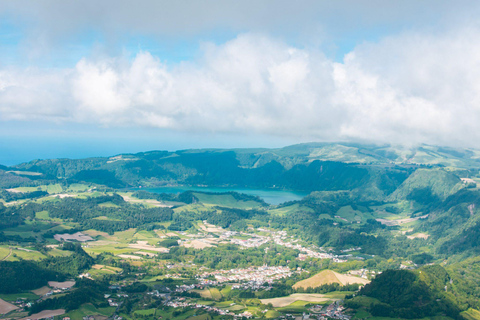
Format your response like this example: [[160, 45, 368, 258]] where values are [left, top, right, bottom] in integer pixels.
[[0, 298, 18, 314], [20, 309, 65, 319], [261, 294, 337, 307], [198, 222, 224, 233], [293, 270, 369, 290], [182, 239, 215, 249], [92, 264, 123, 272], [32, 286, 51, 296], [128, 241, 169, 252], [166, 232, 178, 237], [48, 281, 75, 289]]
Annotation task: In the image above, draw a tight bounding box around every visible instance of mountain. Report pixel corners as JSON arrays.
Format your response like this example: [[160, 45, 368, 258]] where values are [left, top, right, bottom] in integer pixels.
[[4, 142, 480, 319], [0, 143, 451, 189]]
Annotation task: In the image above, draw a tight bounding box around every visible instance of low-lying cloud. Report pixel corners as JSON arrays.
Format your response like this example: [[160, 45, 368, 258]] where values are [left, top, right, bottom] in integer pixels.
[[1, 30, 479, 147]]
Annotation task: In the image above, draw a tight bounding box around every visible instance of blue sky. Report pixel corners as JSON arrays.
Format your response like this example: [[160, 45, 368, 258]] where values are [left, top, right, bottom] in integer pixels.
[[0, 1, 479, 165]]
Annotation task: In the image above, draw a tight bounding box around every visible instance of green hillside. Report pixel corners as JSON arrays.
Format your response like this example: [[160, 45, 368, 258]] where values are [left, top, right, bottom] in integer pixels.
[[354, 266, 461, 319], [388, 169, 463, 202]]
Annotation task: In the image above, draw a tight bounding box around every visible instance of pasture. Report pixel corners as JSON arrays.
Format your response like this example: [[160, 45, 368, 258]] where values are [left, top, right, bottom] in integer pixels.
[[192, 192, 263, 209], [63, 303, 115, 320]]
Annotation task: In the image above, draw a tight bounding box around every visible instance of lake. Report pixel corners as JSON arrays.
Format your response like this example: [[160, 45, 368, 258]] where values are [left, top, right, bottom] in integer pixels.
[[141, 186, 308, 205]]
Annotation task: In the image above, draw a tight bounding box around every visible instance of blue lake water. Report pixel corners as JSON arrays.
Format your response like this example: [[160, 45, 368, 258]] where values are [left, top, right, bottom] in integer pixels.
[[142, 186, 308, 205]]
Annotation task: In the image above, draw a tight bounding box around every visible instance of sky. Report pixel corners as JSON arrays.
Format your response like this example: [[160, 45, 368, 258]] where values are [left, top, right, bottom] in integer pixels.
[[1, 1, 480, 165]]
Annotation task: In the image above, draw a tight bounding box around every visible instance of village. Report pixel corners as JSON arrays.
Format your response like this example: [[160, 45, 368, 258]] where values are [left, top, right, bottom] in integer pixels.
[[181, 225, 357, 264], [164, 295, 352, 320], [197, 265, 299, 286]]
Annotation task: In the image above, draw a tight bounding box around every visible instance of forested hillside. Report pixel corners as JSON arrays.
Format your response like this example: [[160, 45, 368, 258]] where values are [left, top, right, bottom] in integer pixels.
[[2, 143, 480, 320]]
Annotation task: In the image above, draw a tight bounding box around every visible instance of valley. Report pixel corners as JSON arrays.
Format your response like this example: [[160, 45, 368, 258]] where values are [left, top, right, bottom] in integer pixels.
[[1, 143, 480, 320]]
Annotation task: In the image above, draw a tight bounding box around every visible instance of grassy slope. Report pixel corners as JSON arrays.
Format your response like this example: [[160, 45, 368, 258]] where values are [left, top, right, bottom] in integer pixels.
[[293, 270, 369, 289], [388, 169, 463, 201]]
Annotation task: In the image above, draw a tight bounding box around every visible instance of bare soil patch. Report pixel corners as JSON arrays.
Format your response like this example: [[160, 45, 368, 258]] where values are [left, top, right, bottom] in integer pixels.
[[198, 222, 224, 233], [48, 280, 75, 289], [293, 270, 369, 290], [261, 294, 336, 307], [32, 286, 51, 296], [128, 241, 168, 252], [20, 309, 65, 319], [0, 298, 18, 314]]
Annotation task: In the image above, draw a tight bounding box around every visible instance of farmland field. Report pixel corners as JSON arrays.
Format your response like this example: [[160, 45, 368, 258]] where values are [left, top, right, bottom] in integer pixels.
[[293, 270, 370, 289], [261, 293, 338, 307], [0, 298, 18, 314]]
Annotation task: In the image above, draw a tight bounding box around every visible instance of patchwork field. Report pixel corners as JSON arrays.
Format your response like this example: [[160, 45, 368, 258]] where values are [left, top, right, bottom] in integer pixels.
[[48, 281, 76, 289], [261, 293, 338, 307], [129, 241, 169, 252], [32, 286, 51, 296], [182, 239, 215, 249], [194, 288, 223, 301], [0, 246, 47, 261], [19, 309, 65, 320]]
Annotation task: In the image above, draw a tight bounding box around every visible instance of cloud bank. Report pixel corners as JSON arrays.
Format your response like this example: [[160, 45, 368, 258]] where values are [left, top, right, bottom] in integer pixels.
[[1, 29, 479, 147]]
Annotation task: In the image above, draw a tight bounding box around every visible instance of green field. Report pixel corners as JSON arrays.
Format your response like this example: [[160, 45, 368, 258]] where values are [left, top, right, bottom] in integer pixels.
[[0, 292, 40, 301], [65, 184, 91, 192], [98, 201, 120, 208], [461, 309, 480, 320], [35, 210, 64, 222], [63, 303, 115, 320], [133, 230, 160, 245], [0, 246, 47, 261], [220, 285, 231, 297], [193, 192, 263, 209], [13, 184, 63, 194], [84, 244, 133, 256], [265, 310, 282, 318], [268, 203, 313, 216]]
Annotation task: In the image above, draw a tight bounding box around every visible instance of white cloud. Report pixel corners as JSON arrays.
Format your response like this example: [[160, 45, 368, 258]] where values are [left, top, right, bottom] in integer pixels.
[[1, 30, 480, 147]]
